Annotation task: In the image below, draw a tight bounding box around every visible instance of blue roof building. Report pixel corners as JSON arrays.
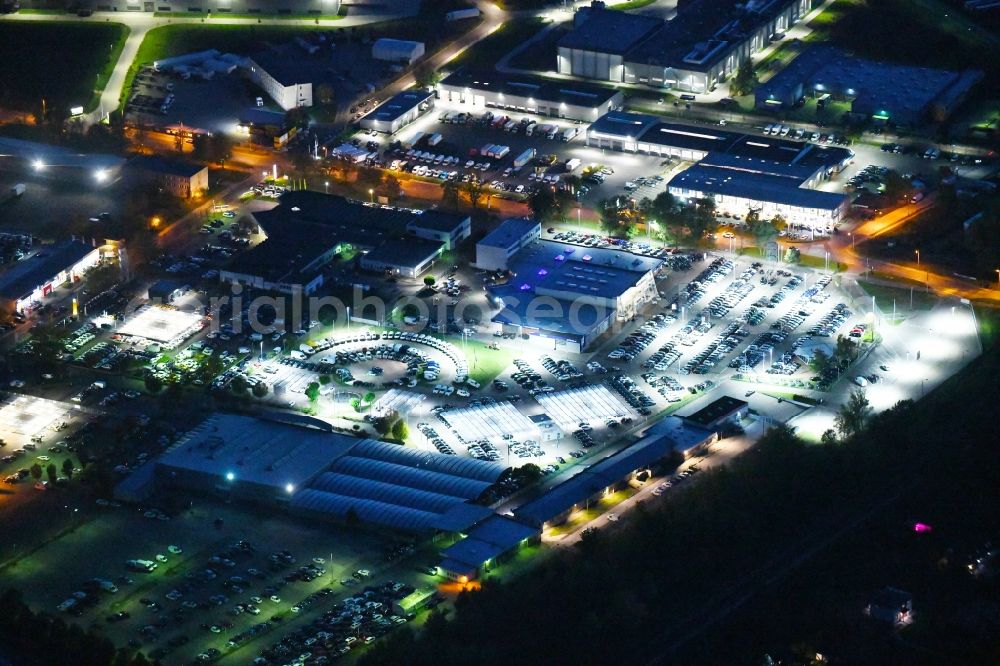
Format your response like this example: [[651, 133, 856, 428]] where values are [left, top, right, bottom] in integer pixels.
[[513, 425, 714, 528], [668, 155, 850, 230], [439, 515, 541, 581], [487, 240, 662, 352]]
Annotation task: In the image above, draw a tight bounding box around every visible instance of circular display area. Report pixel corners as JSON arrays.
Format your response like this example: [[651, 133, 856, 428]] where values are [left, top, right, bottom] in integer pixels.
[[306, 330, 468, 388]]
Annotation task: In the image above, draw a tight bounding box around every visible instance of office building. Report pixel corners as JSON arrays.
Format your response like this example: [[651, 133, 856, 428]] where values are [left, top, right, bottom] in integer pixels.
[[127, 155, 209, 198], [475, 218, 542, 271]]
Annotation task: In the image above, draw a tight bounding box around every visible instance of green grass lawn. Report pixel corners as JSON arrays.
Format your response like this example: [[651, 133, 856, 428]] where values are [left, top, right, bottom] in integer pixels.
[[153, 11, 344, 19], [0, 21, 128, 114], [796, 251, 846, 272], [545, 489, 634, 536], [16, 8, 67, 14], [802, 0, 863, 41], [455, 338, 513, 385], [857, 279, 937, 311], [608, 0, 660, 10], [121, 23, 335, 105], [449, 17, 545, 70], [866, 270, 928, 289], [798, 0, 998, 72], [973, 304, 1000, 351]]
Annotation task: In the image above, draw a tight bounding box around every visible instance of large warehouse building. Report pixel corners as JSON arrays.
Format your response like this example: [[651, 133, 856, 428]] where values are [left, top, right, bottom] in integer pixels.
[[558, 0, 819, 94], [755, 45, 983, 125], [488, 239, 661, 352], [245, 49, 314, 110], [557, 7, 661, 83], [129, 413, 508, 534], [438, 70, 623, 122], [359, 89, 435, 134], [587, 111, 853, 230]]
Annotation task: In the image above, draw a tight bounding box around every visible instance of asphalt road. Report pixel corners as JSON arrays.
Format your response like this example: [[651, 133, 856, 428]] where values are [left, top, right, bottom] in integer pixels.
[[0, 4, 414, 123]]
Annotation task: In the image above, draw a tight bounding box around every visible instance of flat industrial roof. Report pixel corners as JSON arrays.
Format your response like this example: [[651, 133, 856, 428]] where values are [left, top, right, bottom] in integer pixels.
[[557, 8, 662, 55], [223, 224, 330, 284], [514, 432, 681, 525], [158, 413, 355, 491], [639, 121, 742, 152], [465, 514, 539, 547], [361, 238, 443, 270], [239, 107, 289, 127], [590, 114, 853, 170], [440, 538, 505, 569], [249, 47, 314, 86], [491, 286, 612, 340], [255, 192, 456, 238], [0, 240, 97, 302], [588, 111, 658, 138], [505, 239, 661, 299], [440, 70, 621, 108], [625, 0, 781, 71], [757, 44, 982, 121], [639, 415, 716, 455], [405, 210, 470, 234], [668, 163, 849, 211], [129, 155, 206, 178], [699, 152, 821, 184], [478, 218, 540, 250], [362, 89, 433, 124], [683, 395, 749, 427], [241, 192, 469, 281]]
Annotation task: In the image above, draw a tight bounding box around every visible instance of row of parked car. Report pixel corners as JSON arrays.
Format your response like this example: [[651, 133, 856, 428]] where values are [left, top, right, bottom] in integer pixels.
[[549, 230, 676, 260], [763, 123, 850, 146]]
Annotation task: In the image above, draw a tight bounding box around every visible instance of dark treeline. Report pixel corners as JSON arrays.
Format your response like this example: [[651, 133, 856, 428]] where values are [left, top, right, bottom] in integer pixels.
[[0, 589, 152, 666], [361, 347, 1000, 666]]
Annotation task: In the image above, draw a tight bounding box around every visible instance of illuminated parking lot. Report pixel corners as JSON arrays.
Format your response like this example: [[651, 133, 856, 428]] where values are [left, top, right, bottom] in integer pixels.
[[439, 401, 540, 444], [118, 305, 204, 344], [0, 394, 75, 438], [536, 384, 636, 429]]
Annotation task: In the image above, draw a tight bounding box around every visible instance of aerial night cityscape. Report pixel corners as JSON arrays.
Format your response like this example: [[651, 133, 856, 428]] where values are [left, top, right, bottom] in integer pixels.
[[0, 0, 997, 664]]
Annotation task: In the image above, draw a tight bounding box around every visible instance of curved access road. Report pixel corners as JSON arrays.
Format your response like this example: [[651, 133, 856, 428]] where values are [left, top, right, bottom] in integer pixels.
[[0, 5, 414, 123]]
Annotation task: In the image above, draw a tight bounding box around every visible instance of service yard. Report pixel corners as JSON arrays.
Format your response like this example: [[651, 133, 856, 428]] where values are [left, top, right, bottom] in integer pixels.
[[345, 100, 679, 208]]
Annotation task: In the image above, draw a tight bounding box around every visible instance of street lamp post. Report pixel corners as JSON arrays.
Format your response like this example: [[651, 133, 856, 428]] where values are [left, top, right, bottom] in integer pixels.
[[368, 189, 374, 204], [915, 249, 920, 267], [995, 268, 1000, 288]]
